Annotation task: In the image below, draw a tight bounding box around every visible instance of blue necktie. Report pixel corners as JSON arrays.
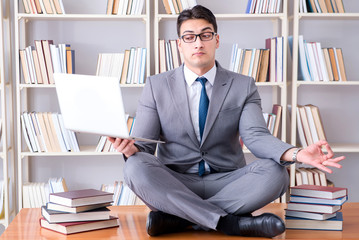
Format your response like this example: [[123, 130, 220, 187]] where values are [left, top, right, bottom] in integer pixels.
[[196, 77, 209, 176]]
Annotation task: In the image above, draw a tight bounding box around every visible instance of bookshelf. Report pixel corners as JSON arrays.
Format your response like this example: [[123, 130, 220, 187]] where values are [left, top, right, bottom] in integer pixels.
[[290, 0, 359, 189], [154, 0, 289, 152], [0, 0, 15, 228], [14, 0, 150, 210]]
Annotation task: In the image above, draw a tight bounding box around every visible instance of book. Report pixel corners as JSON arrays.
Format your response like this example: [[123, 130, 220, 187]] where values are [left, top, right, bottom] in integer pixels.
[[304, 105, 319, 143], [335, 0, 345, 13], [162, 0, 172, 14], [41, 205, 111, 223], [285, 209, 337, 220], [328, 48, 339, 81], [34, 40, 50, 84], [307, 104, 327, 141], [298, 105, 314, 145], [296, 107, 308, 147], [335, 48, 347, 81], [290, 185, 347, 199], [120, 49, 130, 84], [19, 50, 31, 84], [322, 48, 334, 81], [40, 216, 119, 235], [257, 49, 269, 82], [325, 0, 334, 13], [42, 40, 55, 84], [289, 195, 348, 206], [286, 202, 341, 214], [285, 212, 343, 230], [297, 35, 311, 81], [49, 189, 114, 207]]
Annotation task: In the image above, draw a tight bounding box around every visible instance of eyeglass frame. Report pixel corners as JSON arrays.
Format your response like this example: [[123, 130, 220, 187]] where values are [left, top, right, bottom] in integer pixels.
[[180, 32, 217, 43]]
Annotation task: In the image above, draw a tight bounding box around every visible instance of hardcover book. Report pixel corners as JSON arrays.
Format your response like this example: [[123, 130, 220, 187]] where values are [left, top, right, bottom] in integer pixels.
[[286, 202, 341, 214], [285, 212, 343, 231], [49, 189, 113, 207], [47, 202, 112, 214], [41, 205, 111, 223], [289, 195, 347, 206], [285, 209, 337, 221], [40, 216, 119, 235], [290, 185, 347, 199]]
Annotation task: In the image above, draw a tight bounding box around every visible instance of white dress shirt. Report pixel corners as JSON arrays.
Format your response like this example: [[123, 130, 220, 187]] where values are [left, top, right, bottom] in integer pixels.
[[183, 64, 217, 174]]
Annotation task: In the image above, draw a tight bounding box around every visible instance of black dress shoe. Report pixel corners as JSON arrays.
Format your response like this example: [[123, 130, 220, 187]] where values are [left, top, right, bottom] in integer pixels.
[[218, 213, 285, 238], [146, 211, 193, 236]]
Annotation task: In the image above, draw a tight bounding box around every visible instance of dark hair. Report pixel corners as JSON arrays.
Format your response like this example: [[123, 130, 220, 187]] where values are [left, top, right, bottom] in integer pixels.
[[177, 5, 217, 37]]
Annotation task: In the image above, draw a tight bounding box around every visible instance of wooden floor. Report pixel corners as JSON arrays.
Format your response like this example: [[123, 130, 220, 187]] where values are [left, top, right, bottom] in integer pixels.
[[1, 203, 359, 239]]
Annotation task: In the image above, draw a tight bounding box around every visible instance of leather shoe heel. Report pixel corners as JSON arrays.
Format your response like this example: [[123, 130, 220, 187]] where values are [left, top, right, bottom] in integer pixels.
[[146, 211, 192, 236], [239, 213, 285, 238]]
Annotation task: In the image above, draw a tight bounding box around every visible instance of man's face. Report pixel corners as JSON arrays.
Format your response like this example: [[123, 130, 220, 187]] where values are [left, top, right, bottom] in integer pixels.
[[177, 19, 219, 75]]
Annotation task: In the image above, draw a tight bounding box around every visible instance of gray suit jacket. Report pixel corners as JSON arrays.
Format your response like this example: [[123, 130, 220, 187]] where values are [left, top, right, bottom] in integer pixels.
[[131, 62, 293, 173]]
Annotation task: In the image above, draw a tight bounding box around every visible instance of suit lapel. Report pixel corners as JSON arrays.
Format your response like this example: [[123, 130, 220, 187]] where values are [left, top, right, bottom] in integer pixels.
[[167, 66, 200, 147], [201, 64, 233, 146]]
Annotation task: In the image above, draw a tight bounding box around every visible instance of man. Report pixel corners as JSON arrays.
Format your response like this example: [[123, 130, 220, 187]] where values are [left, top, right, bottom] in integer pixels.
[[108, 5, 345, 238]]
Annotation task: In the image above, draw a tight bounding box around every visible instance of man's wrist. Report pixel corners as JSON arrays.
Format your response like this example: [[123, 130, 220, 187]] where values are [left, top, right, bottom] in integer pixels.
[[292, 148, 302, 163]]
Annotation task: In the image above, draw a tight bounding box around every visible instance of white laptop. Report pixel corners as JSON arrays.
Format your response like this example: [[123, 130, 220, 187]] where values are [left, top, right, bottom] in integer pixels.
[[54, 73, 164, 144]]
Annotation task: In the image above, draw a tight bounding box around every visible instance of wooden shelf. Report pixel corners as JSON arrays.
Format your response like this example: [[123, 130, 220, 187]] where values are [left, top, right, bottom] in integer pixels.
[[296, 81, 359, 87], [19, 83, 145, 89], [17, 13, 148, 21], [298, 12, 359, 20], [157, 13, 286, 21], [256, 82, 285, 87], [20, 145, 122, 157], [328, 143, 359, 153]]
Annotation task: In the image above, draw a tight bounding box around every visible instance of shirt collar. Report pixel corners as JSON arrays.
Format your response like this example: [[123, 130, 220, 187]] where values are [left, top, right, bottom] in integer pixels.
[[184, 64, 217, 87]]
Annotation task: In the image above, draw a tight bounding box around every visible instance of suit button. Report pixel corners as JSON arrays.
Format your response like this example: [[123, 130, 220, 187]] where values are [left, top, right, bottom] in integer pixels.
[[201, 152, 205, 156]]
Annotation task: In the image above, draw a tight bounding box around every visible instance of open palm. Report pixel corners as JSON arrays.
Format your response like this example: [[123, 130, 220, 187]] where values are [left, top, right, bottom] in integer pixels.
[[298, 140, 345, 173]]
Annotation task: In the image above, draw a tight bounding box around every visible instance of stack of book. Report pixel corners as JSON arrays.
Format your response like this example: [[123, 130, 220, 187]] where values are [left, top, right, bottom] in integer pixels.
[[262, 104, 282, 138], [296, 104, 326, 148], [101, 181, 145, 205], [21, 112, 79, 153], [22, 0, 66, 14], [19, 40, 74, 84], [295, 35, 347, 82], [161, 0, 198, 15], [229, 46, 270, 82], [295, 167, 330, 187], [299, 0, 345, 13], [158, 39, 183, 73], [286, 184, 348, 231], [229, 36, 283, 82], [23, 177, 68, 208], [40, 189, 119, 235], [106, 0, 145, 15], [96, 48, 147, 85], [245, 0, 282, 14]]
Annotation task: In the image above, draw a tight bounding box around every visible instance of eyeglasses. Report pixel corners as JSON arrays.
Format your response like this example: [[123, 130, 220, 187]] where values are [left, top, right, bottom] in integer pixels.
[[180, 32, 217, 43]]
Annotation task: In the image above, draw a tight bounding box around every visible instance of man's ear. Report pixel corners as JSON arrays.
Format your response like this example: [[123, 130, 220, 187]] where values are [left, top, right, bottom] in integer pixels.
[[177, 38, 182, 53], [216, 34, 220, 49]]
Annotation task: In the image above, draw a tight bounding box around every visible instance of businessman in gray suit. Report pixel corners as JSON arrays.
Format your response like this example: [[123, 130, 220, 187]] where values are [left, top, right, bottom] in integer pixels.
[[108, 5, 345, 238]]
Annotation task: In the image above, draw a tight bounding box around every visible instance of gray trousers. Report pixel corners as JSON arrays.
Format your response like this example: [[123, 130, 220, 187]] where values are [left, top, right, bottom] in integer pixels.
[[124, 152, 289, 230]]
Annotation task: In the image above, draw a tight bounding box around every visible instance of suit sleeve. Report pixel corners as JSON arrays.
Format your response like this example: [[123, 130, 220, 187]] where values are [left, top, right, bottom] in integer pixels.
[[130, 77, 161, 154], [239, 79, 293, 164]]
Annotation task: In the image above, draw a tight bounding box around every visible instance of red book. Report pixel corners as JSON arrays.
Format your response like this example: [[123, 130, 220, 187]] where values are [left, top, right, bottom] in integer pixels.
[[291, 185, 347, 200], [40, 216, 119, 235]]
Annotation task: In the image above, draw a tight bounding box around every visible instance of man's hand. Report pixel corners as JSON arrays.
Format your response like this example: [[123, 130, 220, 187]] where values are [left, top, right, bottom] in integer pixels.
[[297, 140, 345, 173], [107, 137, 139, 158]]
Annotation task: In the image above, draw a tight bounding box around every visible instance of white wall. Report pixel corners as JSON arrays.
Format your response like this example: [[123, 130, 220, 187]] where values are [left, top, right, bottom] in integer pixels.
[[7, 0, 359, 201]]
